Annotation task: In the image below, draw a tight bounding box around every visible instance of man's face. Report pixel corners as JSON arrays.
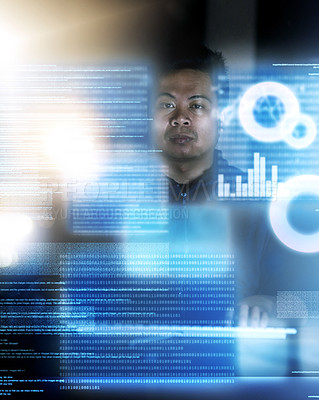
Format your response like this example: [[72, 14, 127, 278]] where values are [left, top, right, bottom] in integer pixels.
[[153, 69, 218, 161]]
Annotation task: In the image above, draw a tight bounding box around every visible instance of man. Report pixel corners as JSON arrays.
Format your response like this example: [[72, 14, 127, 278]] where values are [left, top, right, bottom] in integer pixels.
[[152, 45, 275, 327], [153, 45, 239, 203]]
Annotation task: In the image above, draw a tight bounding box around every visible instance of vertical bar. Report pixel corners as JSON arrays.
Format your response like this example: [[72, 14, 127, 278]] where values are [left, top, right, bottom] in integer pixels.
[[260, 156, 266, 197], [248, 169, 254, 197], [242, 183, 248, 197], [224, 183, 230, 197], [218, 174, 224, 197], [236, 175, 242, 197], [254, 152, 260, 197]]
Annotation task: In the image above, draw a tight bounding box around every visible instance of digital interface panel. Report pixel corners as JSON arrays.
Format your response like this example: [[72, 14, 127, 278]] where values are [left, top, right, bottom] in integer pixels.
[[0, 63, 319, 400]]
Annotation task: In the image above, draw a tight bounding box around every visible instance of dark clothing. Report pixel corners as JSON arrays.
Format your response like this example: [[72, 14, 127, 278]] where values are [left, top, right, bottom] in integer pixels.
[[166, 151, 272, 304], [168, 149, 240, 204]]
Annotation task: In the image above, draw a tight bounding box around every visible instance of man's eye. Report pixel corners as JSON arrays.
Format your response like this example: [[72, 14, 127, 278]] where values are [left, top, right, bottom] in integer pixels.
[[159, 102, 175, 109], [190, 104, 204, 110]]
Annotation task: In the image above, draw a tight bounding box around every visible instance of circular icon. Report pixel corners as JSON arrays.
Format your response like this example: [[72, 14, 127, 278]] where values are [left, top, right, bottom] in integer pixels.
[[238, 82, 300, 142], [287, 193, 319, 234], [253, 95, 286, 128], [269, 175, 319, 253], [282, 114, 317, 149]]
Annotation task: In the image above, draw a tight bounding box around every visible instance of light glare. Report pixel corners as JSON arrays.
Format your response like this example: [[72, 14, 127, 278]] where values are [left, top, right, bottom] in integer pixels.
[[0, 213, 33, 244], [45, 123, 97, 179]]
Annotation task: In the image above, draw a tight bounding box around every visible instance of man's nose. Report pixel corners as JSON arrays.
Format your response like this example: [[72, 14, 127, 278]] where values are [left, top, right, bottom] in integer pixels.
[[169, 108, 191, 126]]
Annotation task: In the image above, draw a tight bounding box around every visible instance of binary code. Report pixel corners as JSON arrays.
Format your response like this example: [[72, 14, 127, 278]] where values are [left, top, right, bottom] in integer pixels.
[[59, 243, 235, 385], [0, 242, 236, 395]]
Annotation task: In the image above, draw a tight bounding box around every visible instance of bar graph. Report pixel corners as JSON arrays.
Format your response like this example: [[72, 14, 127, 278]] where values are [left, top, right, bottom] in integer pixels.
[[218, 153, 280, 199]]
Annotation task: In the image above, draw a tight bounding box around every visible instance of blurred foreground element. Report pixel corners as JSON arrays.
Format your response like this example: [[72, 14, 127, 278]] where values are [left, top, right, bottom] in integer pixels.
[[0, 213, 33, 267]]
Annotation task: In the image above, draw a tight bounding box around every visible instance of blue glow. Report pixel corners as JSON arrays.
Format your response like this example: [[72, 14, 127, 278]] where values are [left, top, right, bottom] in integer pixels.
[[2, 65, 319, 399], [292, 123, 307, 139], [253, 95, 285, 128], [287, 193, 319, 234], [269, 174, 319, 252], [238, 81, 300, 143]]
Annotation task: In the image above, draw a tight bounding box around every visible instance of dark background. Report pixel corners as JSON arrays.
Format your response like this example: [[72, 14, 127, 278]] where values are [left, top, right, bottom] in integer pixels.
[[5, 0, 319, 67]]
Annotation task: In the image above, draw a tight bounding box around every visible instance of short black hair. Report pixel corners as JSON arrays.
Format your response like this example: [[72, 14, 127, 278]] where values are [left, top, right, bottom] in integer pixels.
[[155, 44, 229, 106]]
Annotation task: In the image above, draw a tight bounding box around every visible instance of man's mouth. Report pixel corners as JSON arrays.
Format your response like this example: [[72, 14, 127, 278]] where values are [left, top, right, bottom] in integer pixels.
[[169, 134, 194, 144]]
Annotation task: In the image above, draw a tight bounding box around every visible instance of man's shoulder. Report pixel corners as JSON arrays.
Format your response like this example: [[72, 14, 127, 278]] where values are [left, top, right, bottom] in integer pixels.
[[167, 150, 245, 204], [214, 149, 244, 179]]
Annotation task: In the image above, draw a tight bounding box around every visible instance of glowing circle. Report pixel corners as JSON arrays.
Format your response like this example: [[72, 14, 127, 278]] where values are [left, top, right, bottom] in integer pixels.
[[282, 114, 317, 149], [253, 95, 285, 128], [270, 175, 319, 253], [238, 82, 300, 142], [287, 193, 319, 234]]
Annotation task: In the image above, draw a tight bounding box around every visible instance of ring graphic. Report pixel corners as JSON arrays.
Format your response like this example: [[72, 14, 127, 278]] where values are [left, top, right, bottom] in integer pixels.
[[269, 175, 319, 253], [282, 113, 317, 149], [238, 82, 300, 142]]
